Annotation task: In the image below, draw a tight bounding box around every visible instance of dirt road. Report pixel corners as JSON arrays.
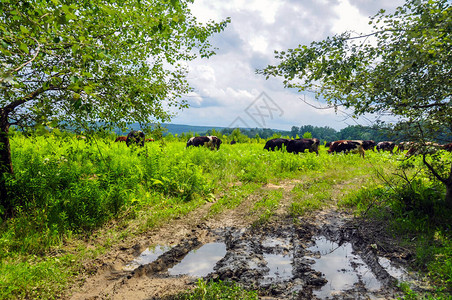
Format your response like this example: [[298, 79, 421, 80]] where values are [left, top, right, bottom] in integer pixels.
[[65, 180, 418, 299]]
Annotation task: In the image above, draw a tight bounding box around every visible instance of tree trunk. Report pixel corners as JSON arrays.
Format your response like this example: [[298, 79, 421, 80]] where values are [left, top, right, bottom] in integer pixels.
[[0, 108, 12, 217]]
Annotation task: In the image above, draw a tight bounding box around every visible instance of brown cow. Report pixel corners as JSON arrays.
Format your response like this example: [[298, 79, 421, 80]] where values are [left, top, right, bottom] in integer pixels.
[[115, 136, 127, 142], [396, 141, 414, 152], [146, 138, 155, 142], [442, 143, 452, 152], [406, 142, 442, 157], [328, 140, 365, 158]]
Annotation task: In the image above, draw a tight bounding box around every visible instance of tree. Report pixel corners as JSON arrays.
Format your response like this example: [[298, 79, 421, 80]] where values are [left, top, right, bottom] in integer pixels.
[[0, 0, 229, 214], [259, 0, 452, 206], [290, 126, 299, 138]]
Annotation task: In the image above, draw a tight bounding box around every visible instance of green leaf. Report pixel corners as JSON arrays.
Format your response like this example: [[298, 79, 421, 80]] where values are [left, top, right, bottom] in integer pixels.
[[20, 25, 29, 34], [19, 43, 29, 54]]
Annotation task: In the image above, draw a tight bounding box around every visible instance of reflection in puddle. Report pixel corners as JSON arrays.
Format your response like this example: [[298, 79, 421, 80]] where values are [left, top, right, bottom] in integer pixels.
[[263, 253, 293, 281], [379, 257, 409, 282], [168, 242, 227, 277], [123, 245, 172, 271], [308, 236, 380, 298]]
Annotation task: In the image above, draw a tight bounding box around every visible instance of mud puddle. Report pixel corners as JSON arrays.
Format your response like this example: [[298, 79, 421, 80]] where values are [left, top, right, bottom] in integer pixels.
[[114, 216, 414, 299], [168, 242, 227, 277], [307, 236, 382, 298]]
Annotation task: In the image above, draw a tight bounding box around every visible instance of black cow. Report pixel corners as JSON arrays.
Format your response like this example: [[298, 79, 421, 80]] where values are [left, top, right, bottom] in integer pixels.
[[328, 140, 365, 158], [186, 136, 222, 150], [287, 138, 320, 155], [376, 141, 395, 153], [126, 130, 145, 147], [325, 141, 332, 148], [263, 138, 290, 151], [362, 140, 376, 151], [230, 140, 237, 145]]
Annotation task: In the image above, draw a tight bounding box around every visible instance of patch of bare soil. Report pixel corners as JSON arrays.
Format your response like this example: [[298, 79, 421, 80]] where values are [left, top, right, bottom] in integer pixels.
[[64, 179, 418, 300]]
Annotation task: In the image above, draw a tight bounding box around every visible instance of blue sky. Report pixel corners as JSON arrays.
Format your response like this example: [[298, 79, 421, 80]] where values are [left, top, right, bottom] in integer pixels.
[[170, 0, 405, 131]]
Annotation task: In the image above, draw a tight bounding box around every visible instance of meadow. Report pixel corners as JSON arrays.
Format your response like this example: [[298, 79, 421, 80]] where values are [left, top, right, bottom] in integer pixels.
[[0, 131, 451, 299]]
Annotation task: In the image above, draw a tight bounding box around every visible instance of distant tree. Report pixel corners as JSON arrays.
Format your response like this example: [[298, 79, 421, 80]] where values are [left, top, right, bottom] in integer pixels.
[[260, 0, 452, 206], [290, 126, 300, 138], [0, 0, 229, 214]]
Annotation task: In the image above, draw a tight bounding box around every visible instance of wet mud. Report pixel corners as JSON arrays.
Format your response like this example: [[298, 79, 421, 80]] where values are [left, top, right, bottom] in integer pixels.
[[105, 213, 417, 300]]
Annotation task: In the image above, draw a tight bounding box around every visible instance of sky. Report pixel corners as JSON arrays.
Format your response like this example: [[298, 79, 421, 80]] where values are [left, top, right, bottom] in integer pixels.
[[169, 0, 406, 131]]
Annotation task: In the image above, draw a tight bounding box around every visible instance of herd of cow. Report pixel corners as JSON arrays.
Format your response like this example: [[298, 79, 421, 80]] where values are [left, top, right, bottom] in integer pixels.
[[115, 131, 452, 158]]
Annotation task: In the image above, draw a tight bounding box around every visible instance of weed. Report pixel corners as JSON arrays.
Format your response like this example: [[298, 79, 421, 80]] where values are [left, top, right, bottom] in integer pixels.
[[176, 278, 258, 300]]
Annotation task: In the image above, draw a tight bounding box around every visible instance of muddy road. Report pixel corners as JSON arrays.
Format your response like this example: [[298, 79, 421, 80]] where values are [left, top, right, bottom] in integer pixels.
[[66, 180, 420, 299]]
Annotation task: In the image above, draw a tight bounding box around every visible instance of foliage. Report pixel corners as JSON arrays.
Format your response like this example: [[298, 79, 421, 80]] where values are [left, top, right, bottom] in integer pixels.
[[0, 0, 230, 212], [259, 0, 452, 206], [177, 279, 258, 300], [0, 0, 229, 130], [339, 152, 452, 297]]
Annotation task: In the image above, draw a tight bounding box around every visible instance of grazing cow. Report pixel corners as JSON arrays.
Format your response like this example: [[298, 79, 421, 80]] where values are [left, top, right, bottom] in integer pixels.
[[230, 140, 237, 145], [126, 130, 145, 147], [442, 143, 452, 152], [186, 136, 222, 150], [325, 141, 332, 148], [406, 142, 442, 157], [115, 136, 127, 142], [328, 140, 365, 158], [287, 138, 320, 155], [376, 141, 396, 153], [264, 138, 290, 151], [145, 138, 155, 142], [362, 140, 376, 151], [397, 141, 413, 152]]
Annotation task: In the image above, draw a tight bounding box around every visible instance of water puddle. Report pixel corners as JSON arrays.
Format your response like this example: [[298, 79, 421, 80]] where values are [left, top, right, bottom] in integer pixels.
[[123, 245, 172, 271], [379, 257, 410, 282], [308, 236, 380, 298], [263, 253, 293, 281], [168, 242, 227, 277]]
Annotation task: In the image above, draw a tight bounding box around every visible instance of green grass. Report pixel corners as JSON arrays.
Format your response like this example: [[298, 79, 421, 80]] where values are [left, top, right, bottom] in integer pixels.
[[338, 152, 452, 298], [0, 133, 451, 299], [251, 189, 282, 225], [175, 279, 258, 300]]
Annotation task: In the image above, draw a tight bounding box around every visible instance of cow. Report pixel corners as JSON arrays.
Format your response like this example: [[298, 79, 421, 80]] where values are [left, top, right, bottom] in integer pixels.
[[325, 141, 332, 148], [230, 140, 237, 145], [186, 136, 222, 150], [376, 141, 396, 153], [287, 138, 320, 155], [115, 136, 127, 142], [362, 140, 376, 151], [406, 142, 442, 157], [328, 140, 365, 158], [396, 141, 413, 152], [263, 138, 290, 151], [145, 138, 155, 142], [442, 143, 452, 152], [126, 130, 145, 147]]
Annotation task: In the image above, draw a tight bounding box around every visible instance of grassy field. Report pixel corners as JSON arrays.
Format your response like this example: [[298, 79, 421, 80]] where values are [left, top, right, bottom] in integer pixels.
[[0, 132, 451, 299]]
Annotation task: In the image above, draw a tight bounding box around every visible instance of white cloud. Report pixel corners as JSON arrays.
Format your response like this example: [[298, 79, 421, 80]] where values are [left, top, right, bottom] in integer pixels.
[[172, 0, 403, 131]]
